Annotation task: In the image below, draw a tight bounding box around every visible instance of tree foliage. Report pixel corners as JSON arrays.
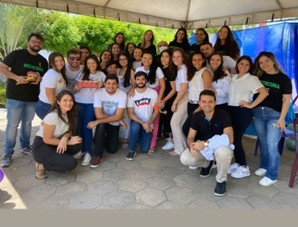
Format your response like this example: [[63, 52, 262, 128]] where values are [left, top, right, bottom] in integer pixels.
[[0, 4, 42, 59]]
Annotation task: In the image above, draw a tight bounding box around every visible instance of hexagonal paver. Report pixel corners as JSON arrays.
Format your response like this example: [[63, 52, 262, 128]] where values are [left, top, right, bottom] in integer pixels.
[[76, 169, 104, 183], [88, 180, 118, 194], [247, 194, 281, 209], [45, 172, 76, 186], [136, 188, 166, 207], [216, 197, 253, 209], [145, 176, 175, 190], [69, 192, 103, 209], [166, 186, 199, 205], [103, 168, 129, 181], [102, 190, 135, 208], [139, 158, 162, 169], [118, 178, 146, 192]]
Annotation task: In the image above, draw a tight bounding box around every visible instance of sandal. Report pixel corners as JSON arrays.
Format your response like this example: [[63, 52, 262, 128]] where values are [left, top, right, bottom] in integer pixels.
[[148, 147, 155, 155], [35, 162, 47, 180]]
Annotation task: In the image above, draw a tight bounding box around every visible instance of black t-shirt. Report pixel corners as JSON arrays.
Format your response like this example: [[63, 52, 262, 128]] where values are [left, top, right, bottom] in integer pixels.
[[162, 67, 176, 98], [169, 40, 190, 53], [190, 109, 232, 141], [189, 43, 202, 54], [3, 49, 48, 102], [254, 72, 292, 112], [138, 43, 156, 56]]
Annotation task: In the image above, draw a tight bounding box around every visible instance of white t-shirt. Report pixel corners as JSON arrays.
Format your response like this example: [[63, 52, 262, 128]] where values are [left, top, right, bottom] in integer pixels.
[[93, 88, 127, 126], [127, 87, 158, 122], [65, 64, 84, 92], [117, 68, 131, 93], [188, 67, 209, 102], [74, 71, 106, 104], [212, 75, 232, 105], [228, 73, 264, 106], [36, 111, 69, 138], [175, 64, 188, 92], [39, 69, 67, 104], [135, 66, 164, 88], [132, 61, 142, 70]]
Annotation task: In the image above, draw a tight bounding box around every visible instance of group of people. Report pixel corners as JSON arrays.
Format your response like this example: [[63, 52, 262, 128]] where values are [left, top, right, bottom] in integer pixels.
[[0, 24, 292, 197]]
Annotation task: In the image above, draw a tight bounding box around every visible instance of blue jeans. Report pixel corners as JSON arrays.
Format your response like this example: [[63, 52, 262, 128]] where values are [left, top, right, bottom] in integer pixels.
[[35, 100, 51, 120], [128, 120, 152, 153], [4, 99, 36, 155], [77, 103, 95, 154], [252, 106, 282, 180]]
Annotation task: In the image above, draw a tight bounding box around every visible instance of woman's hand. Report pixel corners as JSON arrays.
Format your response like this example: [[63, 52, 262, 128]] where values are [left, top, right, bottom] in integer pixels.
[[159, 100, 165, 109], [68, 136, 82, 145], [239, 100, 252, 109], [56, 137, 68, 154], [127, 88, 135, 97], [275, 118, 286, 132], [171, 103, 177, 112]]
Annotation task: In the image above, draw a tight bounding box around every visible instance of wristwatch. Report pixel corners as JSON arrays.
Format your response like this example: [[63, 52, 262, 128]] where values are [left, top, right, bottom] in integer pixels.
[[204, 141, 209, 147]]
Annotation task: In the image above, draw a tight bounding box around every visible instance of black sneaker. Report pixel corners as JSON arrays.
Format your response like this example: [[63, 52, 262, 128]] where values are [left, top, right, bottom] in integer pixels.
[[200, 161, 214, 177], [126, 152, 136, 161], [214, 181, 226, 196]]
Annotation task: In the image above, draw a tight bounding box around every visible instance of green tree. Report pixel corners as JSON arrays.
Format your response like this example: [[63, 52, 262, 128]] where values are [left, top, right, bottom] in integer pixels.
[[0, 4, 42, 59]]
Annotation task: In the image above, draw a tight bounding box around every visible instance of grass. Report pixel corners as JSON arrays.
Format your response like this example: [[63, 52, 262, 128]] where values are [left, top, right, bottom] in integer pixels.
[[0, 84, 6, 108]]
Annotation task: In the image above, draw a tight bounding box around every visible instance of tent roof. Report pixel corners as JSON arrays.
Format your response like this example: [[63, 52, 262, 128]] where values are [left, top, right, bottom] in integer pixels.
[[2, 0, 298, 28]]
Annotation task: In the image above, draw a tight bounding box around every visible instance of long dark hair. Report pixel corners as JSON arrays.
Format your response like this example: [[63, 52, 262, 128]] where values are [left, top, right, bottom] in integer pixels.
[[236, 55, 254, 75], [160, 48, 177, 77], [173, 27, 189, 45], [187, 52, 205, 81], [196, 28, 209, 44], [142, 51, 158, 85], [48, 52, 68, 86], [119, 53, 134, 88], [209, 52, 226, 82], [50, 90, 77, 135], [82, 54, 101, 81], [113, 32, 125, 51], [214, 25, 240, 60]]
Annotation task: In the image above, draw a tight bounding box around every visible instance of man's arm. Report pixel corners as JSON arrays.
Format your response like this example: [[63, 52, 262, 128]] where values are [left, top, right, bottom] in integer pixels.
[[87, 107, 125, 129], [127, 107, 143, 124], [223, 126, 234, 144], [0, 62, 28, 84]]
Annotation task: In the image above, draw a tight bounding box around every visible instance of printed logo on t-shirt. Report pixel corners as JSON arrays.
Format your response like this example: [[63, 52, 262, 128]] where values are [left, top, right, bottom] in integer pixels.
[[135, 98, 151, 107], [23, 63, 45, 73], [102, 101, 119, 115], [260, 80, 280, 90]]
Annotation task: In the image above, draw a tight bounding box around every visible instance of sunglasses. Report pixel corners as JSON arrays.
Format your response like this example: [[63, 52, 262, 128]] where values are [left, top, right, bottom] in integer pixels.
[[69, 57, 81, 61]]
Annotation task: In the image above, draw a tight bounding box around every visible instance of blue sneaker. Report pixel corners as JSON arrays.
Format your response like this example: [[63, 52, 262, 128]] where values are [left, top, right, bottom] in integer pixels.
[[20, 146, 32, 155], [1, 155, 12, 168]]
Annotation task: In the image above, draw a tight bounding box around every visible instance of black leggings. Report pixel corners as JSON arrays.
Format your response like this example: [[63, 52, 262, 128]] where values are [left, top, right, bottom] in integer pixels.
[[32, 136, 81, 172], [229, 106, 252, 166]]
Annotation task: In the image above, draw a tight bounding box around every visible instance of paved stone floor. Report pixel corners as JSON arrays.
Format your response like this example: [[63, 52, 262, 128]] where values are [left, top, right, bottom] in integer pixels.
[[1, 108, 298, 209]]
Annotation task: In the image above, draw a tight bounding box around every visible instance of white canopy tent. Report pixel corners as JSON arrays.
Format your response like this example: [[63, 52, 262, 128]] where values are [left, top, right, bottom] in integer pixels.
[[1, 0, 298, 28]]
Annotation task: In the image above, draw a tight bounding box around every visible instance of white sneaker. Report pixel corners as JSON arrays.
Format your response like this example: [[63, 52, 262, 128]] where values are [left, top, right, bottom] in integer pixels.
[[227, 163, 240, 174], [255, 168, 267, 177], [189, 166, 199, 170], [73, 151, 84, 160], [162, 140, 175, 150], [81, 153, 92, 166], [231, 166, 250, 179], [259, 176, 277, 186]]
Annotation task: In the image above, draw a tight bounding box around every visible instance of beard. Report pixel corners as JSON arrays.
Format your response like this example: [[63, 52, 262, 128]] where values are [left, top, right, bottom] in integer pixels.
[[29, 45, 41, 53], [136, 83, 146, 89]]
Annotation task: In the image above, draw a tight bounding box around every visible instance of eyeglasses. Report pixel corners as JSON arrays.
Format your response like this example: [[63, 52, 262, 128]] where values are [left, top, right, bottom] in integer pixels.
[[69, 57, 81, 61]]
